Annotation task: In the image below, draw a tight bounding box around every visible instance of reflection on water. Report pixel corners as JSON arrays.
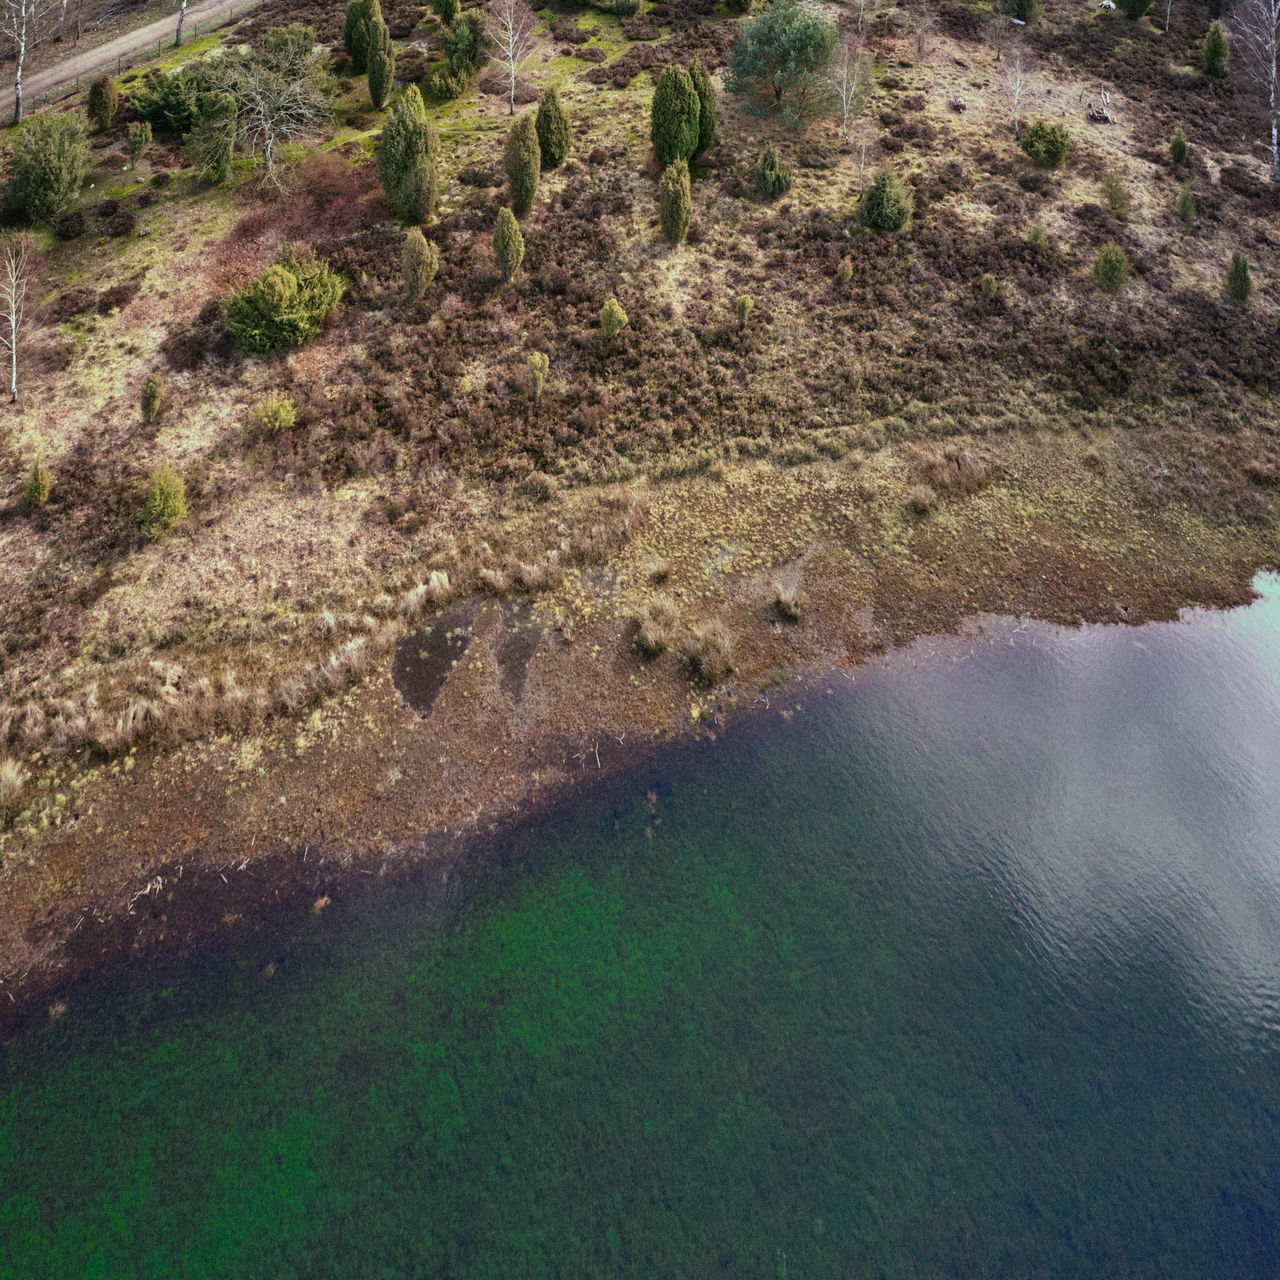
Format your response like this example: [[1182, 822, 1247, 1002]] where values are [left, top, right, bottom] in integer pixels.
[[2, 574, 1279, 1278]]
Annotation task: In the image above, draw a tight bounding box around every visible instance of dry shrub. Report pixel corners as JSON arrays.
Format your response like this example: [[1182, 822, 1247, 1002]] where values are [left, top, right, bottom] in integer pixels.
[[917, 443, 990, 494], [635, 594, 679, 656], [479, 567, 511, 594], [682, 620, 735, 686], [772, 581, 801, 621], [0, 757, 25, 814], [907, 484, 938, 515], [644, 555, 671, 582]]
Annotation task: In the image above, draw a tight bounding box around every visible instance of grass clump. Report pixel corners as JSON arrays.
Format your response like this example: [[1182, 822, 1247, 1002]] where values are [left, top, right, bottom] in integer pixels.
[[139, 464, 187, 539], [772, 581, 801, 621], [225, 247, 343, 353], [682, 620, 735, 686], [141, 371, 164, 424], [634, 595, 679, 656], [1092, 242, 1130, 294], [1020, 121, 1071, 168], [22, 457, 51, 510], [249, 390, 296, 433], [0, 757, 25, 815]]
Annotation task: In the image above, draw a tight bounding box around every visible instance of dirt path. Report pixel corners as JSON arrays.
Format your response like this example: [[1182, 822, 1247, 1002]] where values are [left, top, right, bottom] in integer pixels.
[[4, 0, 264, 113]]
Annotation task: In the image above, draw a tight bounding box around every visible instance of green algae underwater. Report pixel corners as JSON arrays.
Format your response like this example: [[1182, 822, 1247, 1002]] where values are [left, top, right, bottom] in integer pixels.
[[4, 576, 1280, 1278]]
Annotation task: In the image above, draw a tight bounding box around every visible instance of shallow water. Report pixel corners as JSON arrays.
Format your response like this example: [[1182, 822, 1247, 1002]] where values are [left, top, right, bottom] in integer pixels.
[[3, 575, 1280, 1278]]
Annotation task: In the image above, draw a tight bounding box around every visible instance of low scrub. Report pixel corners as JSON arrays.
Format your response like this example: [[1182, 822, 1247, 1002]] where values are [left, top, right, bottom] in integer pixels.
[[225, 247, 343, 353], [635, 595, 679, 656], [682, 620, 735, 686]]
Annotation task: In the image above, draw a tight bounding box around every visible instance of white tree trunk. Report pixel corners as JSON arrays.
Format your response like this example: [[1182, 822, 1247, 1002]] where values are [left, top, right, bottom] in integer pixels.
[[175, 0, 186, 48]]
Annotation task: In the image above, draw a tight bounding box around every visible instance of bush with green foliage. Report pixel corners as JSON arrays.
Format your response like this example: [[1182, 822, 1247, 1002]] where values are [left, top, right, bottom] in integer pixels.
[[1202, 22, 1229, 77], [225, 247, 343, 352], [726, 0, 751, 13], [689, 61, 717, 155], [528, 351, 548, 400], [1116, 0, 1153, 18], [87, 75, 119, 131], [650, 67, 701, 166], [249, 391, 296, 432], [184, 91, 236, 184], [132, 68, 211, 133], [141, 372, 165, 423], [401, 227, 439, 301], [343, 0, 383, 73], [858, 165, 913, 231], [493, 206, 525, 281], [504, 113, 541, 217], [734, 294, 754, 329], [431, 0, 460, 22], [1100, 167, 1130, 219], [752, 145, 793, 199], [1001, 0, 1042, 21], [726, 0, 838, 129], [1170, 127, 1188, 165], [445, 12, 485, 69], [1226, 251, 1252, 303], [378, 86, 441, 221], [22, 457, 50, 510], [367, 20, 395, 109], [6, 114, 89, 223], [659, 159, 692, 244], [600, 297, 628, 341], [1176, 183, 1196, 224], [535, 87, 571, 170], [1020, 120, 1071, 167], [126, 121, 152, 169], [1092, 242, 1129, 294], [139, 464, 187, 539]]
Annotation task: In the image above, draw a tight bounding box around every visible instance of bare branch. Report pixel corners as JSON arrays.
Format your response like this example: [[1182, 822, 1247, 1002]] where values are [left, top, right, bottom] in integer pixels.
[[486, 0, 537, 116], [0, 232, 39, 402], [1232, 0, 1280, 179], [831, 33, 872, 145], [1002, 40, 1035, 138]]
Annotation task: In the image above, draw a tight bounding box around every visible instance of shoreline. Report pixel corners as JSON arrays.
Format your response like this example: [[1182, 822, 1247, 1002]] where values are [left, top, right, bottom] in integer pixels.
[[2, 551, 1275, 1042]]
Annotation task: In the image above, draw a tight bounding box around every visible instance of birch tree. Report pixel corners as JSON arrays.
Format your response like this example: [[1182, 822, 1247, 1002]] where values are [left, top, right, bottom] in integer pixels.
[[831, 34, 872, 145], [175, 0, 187, 47], [486, 0, 537, 116], [0, 233, 38, 403], [0, 0, 62, 123], [1234, 0, 1280, 179], [1002, 40, 1034, 138]]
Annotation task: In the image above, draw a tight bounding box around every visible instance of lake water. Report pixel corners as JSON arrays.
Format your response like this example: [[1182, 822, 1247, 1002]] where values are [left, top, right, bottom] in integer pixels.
[[3, 574, 1280, 1278]]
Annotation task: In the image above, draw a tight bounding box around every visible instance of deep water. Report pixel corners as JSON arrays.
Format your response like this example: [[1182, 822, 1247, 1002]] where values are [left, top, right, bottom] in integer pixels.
[[3, 575, 1280, 1278]]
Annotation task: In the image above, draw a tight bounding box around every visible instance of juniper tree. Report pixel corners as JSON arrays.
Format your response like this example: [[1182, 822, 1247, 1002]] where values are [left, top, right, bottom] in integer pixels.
[[600, 297, 628, 340], [367, 18, 394, 109], [141, 371, 165, 423], [6, 113, 88, 222], [401, 227, 439, 301], [504, 111, 540, 216], [659, 158, 692, 244], [184, 90, 236, 184], [535, 86, 571, 169], [1202, 21, 1229, 77], [127, 120, 152, 168], [493, 205, 525, 280], [1226, 250, 1253, 301], [87, 74, 118, 130], [1175, 182, 1197, 223], [379, 85, 441, 221], [343, 0, 382, 73], [859, 165, 913, 230], [1171, 127, 1188, 164], [690, 60, 717, 155], [650, 66, 700, 165]]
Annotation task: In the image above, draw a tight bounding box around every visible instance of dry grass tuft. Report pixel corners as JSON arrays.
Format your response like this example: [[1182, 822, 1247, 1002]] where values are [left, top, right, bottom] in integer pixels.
[[917, 444, 991, 495], [907, 484, 939, 516], [772, 581, 801, 621], [682, 620, 736, 686], [634, 594, 679, 657], [0, 757, 25, 813]]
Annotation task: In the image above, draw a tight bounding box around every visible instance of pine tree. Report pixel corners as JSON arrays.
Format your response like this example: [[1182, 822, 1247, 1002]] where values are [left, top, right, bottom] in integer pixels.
[[859, 166, 914, 231], [659, 159, 692, 244], [1225, 251, 1252, 303], [650, 66, 700, 166], [367, 20, 395, 109], [344, 0, 383, 74], [379, 86, 441, 222], [535, 87, 571, 170], [689, 61, 716, 156], [402, 227, 439, 302], [87, 76, 119, 132], [1202, 21, 1228, 78], [504, 112, 540, 217], [493, 206, 525, 281]]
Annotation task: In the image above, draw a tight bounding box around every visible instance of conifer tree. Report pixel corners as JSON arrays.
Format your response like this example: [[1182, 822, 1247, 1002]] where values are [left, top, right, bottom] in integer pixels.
[[367, 19, 395, 109], [343, 0, 383, 74], [87, 75, 119, 132], [379, 86, 441, 222], [535, 87, 571, 170], [650, 66, 700, 166], [504, 112, 540, 217], [689, 61, 717, 155], [1202, 21, 1229, 77], [493, 206, 525, 281], [1226, 250, 1252, 303], [402, 227, 439, 302], [659, 159, 692, 244]]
